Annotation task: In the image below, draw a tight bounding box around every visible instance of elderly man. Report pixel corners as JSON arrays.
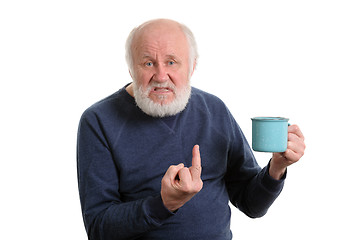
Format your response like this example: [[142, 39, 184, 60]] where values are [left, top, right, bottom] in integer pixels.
[[77, 19, 305, 240]]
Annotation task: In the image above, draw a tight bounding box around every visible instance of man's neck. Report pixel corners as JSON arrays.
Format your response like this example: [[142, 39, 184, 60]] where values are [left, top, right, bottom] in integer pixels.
[[126, 83, 135, 97]]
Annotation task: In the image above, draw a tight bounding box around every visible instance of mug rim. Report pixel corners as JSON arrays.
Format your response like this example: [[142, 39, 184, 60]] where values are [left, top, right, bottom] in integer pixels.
[[251, 116, 289, 122]]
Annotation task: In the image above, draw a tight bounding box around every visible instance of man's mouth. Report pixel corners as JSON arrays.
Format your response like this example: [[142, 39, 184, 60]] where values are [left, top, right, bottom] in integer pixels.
[[152, 87, 173, 93]]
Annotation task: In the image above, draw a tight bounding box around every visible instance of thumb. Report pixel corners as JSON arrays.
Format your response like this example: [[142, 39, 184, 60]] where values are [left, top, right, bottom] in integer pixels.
[[190, 145, 202, 179]]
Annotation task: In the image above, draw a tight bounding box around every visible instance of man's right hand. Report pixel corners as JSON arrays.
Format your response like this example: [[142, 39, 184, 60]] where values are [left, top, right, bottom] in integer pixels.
[[160, 145, 203, 212]]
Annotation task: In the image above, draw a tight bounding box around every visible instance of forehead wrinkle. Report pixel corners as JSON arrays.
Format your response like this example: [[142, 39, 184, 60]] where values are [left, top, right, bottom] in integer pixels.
[[139, 44, 180, 60], [132, 23, 189, 64]]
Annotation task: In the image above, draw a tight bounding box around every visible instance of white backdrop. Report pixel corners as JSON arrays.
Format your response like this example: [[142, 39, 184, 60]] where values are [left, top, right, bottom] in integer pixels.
[[1, 1, 360, 239]]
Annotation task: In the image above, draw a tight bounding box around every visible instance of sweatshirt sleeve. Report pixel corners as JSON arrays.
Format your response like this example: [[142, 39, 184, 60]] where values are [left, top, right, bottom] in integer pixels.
[[224, 113, 285, 218], [76, 110, 174, 240], [231, 162, 286, 218]]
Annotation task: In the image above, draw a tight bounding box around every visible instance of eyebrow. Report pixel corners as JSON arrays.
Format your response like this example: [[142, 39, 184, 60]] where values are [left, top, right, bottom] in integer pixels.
[[141, 54, 153, 59], [166, 54, 180, 61]]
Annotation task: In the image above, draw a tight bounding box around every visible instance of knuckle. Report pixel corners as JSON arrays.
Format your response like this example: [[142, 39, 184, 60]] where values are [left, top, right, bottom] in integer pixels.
[[292, 124, 299, 130], [182, 182, 202, 194], [169, 164, 178, 169], [300, 148, 306, 156], [182, 183, 192, 193], [161, 177, 168, 186], [193, 180, 203, 193], [166, 165, 176, 173], [197, 180, 203, 191]]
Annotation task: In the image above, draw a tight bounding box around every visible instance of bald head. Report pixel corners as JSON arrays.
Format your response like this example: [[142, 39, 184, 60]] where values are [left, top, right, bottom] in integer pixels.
[[125, 19, 198, 76], [135, 19, 184, 38]]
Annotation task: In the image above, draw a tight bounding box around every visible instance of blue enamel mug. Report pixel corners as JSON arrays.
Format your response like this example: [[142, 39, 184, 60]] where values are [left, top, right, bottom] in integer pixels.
[[251, 117, 289, 152]]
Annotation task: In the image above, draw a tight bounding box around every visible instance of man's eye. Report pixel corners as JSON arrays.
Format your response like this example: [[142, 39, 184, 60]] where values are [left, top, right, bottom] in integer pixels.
[[145, 62, 153, 67], [168, 61, 175, 65]]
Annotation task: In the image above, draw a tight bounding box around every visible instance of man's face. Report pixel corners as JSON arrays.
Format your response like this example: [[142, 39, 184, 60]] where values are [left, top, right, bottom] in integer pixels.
[[131, 21, 192, 107]]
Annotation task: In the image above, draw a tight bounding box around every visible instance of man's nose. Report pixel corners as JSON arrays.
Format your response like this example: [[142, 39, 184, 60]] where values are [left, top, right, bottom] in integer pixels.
[[153, 64, 169, 82]]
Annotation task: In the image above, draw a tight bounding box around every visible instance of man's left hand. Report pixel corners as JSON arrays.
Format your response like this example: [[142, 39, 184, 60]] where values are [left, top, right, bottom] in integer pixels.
[[269, 124, 306, 180]]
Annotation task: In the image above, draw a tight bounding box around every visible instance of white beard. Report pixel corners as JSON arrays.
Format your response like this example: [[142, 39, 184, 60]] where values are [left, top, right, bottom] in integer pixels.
[[133, 81, 192, 118]]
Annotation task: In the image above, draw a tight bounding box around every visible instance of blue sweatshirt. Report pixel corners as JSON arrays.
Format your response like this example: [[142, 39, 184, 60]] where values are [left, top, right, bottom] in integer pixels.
[[77, 85, 285, 240]]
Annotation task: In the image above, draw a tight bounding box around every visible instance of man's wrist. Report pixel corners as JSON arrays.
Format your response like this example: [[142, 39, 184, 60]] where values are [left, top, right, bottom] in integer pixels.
[[269, 159, 287, 180]]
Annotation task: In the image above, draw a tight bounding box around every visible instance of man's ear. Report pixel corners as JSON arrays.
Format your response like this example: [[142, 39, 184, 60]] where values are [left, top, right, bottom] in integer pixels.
[[129, 69, 134, 79], [190, 59, 197, 77]]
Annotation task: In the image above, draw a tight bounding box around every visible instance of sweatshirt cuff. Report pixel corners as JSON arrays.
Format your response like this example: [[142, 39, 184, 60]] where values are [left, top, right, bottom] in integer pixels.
[[143, 194, 174, 224], [261, 161, 286, 193]]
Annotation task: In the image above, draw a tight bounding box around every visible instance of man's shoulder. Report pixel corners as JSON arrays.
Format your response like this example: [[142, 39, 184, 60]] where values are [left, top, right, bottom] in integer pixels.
[[82, 90, 120, 115], [80, 86, 133, 120], [190, 87, 228, 112]]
